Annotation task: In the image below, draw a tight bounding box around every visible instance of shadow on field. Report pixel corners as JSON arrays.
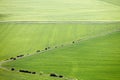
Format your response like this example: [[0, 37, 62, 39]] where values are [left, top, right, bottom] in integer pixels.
[[0, 14, 10, 20]]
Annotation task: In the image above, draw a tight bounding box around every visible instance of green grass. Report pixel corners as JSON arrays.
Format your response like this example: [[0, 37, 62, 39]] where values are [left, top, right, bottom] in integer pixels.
[[0, 69, 66, 80], [0, 0, 120, 80], [0, 0, 120, 21], [102, 0, 120, 6], [0, 22, 120, 61], [3, 31, 120, 80]]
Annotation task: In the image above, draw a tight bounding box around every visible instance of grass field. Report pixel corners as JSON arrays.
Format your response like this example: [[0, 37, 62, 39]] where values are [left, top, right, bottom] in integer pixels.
[[0, 69, 65, 80], [0, 0, 120, 80], [0, 23, 119, 80], [0, 22, 120, 61], [3, 31, 120, 80], [102, 0, 120, 6], [0, 0, 120, 21]]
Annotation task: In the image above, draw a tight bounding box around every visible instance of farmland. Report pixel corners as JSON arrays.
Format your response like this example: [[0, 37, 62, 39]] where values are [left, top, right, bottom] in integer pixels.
[[102, 0, 120, 6], [0, 0, 120, 80], [0, 22, 119, 61], [0, 0, 120, 21], [2, 29, 120, 80], [0, 22, 120, 80]]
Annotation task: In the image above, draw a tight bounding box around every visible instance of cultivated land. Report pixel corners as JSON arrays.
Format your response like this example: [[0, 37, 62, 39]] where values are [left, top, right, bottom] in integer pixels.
[[0, 22, 120, 80], [0, 69, 65, 80], [0, 0, 120, 80], [102, 0, 120, 6], [0, 0, 120, 21], [2, 31, 120, 80], [0, 22, 120, 61]]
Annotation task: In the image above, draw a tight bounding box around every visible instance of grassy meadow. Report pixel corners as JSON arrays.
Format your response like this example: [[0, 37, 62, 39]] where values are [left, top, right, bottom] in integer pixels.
[[102, 0, 120, 6], [0, 0, 120, 80], [0, 22, 120, 80], [0, 0, 120, 21], [3, 30, 120, 80], [0, 22, 119, 61], [0, 69, 65, 80]]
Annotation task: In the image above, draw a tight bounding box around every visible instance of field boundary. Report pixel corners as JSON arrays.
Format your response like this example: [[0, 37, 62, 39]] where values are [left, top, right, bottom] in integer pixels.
[[0, 20, 120, 24]]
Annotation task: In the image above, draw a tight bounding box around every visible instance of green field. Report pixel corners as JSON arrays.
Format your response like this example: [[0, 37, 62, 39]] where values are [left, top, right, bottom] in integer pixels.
[[0, 22, 120, 80], [102, 0, 120, 6], [2, 30, 120, 80], [0, 69, 66, 80], [0, 0, 120, 21], [0, 0, 120, 80], [0, 22, 120, 61]]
